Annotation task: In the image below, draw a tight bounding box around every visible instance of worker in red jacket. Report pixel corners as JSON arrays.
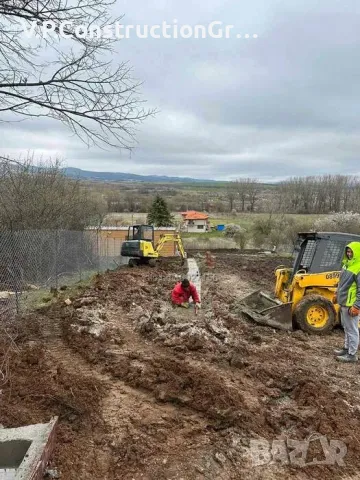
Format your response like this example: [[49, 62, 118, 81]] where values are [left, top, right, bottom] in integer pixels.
[[171, 278, 201, 312]]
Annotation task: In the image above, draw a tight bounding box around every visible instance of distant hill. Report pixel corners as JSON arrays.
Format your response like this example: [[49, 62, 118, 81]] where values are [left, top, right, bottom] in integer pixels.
[[63, 167, 219, 183]]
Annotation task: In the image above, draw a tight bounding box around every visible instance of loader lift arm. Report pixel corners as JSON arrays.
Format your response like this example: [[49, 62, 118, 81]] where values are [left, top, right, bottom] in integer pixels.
[[237, 231, 360, 334]]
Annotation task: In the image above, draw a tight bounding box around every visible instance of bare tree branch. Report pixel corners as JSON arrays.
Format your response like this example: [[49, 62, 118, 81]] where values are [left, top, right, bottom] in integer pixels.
[[0, 0, 156, 149]]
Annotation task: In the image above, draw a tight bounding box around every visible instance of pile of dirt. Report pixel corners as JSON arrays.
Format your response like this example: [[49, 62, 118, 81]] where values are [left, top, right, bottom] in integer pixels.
[[199, 252, 293, 287], [2, 254, 360, 479], [129, 302, 232, 353]]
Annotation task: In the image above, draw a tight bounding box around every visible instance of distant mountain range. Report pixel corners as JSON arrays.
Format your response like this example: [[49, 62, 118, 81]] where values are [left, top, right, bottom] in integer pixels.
[[63, 167, 220, 183]]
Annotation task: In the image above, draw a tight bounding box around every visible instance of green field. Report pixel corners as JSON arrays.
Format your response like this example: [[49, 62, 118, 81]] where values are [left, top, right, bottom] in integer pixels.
[[104, 212, 323, 231]]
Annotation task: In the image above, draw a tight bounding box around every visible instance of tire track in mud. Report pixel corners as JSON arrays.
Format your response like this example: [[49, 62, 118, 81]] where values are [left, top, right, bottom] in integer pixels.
[[39, 305, 221, 479]]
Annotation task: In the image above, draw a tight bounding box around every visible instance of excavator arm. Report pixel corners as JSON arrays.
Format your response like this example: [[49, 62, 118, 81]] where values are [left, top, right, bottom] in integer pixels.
[[155, 234, 187, 261]]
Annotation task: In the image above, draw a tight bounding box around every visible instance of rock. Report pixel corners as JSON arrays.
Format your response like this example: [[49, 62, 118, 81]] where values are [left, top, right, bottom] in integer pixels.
[[73, 296, 97, 308], [177, 394, 192, 404], [214, 452, 226, 465], [138, 316, 155, 334], [173, 345, 186, 352], [195, 465, 205, 474], [88, 324, 105, 337], [77, 317, 92, 326], [205, 319, 229, 340], [45, 469, 60, 479], [155, 309, 167, 325], [230, 354, 249, 368], [156, 390, 168, 402], [131, 305, 145, 318], [0, 291, 15, 299]]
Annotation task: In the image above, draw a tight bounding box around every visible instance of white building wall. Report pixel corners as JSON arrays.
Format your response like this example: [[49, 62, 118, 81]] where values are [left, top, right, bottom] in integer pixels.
[[186, 219, 207, 233]]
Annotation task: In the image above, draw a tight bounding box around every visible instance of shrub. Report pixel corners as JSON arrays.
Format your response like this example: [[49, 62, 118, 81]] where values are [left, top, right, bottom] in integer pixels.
[[313, 212, 360, 234], [224, 224, 249, 249], [224, 223, 242, 237], [251, 214, 314, 250]]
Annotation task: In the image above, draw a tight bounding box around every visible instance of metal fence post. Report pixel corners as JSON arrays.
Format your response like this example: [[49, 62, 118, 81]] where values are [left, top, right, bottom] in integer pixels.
[[96, 228, 101, 274], [78, 231, 83, 282], [10, 224, 20, 314], [55, 230, 59, 289]]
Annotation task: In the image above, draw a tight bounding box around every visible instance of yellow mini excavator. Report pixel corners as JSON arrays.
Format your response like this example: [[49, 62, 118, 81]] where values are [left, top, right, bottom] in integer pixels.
[[238, 231, 360, 334], [120, 224, 187, 267]]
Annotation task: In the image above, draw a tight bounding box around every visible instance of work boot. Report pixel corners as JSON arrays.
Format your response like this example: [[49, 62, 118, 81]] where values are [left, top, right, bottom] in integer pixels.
[[336, 353, 358, 363], [334, 347, 348, 356]]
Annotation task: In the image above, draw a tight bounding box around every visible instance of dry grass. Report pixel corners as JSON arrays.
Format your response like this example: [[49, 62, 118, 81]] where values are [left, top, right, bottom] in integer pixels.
[[183, 237, 237, 250]]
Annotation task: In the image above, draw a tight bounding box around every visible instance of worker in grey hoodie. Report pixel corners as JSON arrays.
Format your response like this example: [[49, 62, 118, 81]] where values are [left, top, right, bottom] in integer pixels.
[[333, 242, 360, 363]]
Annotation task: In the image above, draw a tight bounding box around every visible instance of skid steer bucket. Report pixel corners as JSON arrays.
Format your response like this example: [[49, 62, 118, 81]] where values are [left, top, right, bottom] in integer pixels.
[[237, 290, 293, 331]]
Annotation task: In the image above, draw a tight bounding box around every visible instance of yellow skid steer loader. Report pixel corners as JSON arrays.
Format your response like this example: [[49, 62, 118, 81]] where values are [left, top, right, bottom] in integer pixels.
[[238, 232, 360, 334]]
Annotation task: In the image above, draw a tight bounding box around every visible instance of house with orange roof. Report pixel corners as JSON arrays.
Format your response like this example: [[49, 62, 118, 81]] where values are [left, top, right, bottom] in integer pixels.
[[180, 210, 210, 233]]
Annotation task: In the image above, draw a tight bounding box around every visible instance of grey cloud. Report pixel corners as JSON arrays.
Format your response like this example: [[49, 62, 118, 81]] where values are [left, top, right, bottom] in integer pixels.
[[1, 0, 360, 179]]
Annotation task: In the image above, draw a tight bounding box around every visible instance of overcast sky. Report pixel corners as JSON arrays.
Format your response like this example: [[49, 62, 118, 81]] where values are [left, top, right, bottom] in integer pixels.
[[1, 0, 360, 180]]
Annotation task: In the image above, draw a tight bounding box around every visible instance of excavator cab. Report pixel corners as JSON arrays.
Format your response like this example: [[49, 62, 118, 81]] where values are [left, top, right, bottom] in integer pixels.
[[126, 225, 154, 242], [237, 232, 360, 334], [121, 225, 158, 266], [121, 224, 186, 267]]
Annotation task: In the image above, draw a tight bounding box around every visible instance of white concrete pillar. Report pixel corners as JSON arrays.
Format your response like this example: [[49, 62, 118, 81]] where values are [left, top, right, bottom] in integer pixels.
[[186, 258, 201, 301]]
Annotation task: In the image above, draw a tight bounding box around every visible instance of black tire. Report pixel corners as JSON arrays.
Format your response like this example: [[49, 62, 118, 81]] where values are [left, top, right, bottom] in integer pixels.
[[128, 258, 137, 267], [294, 294, 336, 335]]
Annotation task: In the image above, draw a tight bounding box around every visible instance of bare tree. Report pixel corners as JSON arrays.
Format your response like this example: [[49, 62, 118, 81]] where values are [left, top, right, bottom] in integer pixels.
[[245, 178, 259, 212], [226, 182, 237, 212], [0, 0, 155, 149], [0, 155, 107, 229], [233, 178, 260, 212], [350, 180, 360, 212], [235, 179, 247, 212], [274, 174, 360, 214]]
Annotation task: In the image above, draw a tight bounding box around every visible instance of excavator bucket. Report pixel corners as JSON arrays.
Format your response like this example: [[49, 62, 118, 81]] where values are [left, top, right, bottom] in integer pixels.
[[237, 290, 293, 331]]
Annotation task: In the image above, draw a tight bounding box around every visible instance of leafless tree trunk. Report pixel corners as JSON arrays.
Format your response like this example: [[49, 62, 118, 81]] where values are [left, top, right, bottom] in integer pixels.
[[246, 178, 259, 212], [0, 0, 155, 149], [234, 179, 246, 212], [226, 182, 237, 212]]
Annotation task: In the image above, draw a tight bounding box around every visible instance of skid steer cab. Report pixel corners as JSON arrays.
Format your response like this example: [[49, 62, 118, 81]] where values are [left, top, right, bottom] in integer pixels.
[[238, 232, 360, 334], [120, 224, 187, 267]]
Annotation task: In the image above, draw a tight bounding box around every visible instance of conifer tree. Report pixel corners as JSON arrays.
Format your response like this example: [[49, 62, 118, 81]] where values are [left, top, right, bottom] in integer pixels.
[[147, 195, 174, 227]]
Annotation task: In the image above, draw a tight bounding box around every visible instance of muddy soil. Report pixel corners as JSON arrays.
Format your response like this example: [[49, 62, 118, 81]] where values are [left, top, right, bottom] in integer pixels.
[[1, 254, 360, 479]]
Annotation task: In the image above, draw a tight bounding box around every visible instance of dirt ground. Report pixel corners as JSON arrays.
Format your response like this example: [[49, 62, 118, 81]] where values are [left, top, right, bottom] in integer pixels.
[[2, 252, 360, 479]]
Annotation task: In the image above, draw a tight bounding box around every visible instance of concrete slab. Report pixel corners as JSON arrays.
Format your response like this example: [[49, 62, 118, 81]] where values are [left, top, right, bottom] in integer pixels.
[[186, 258, 201, 300], [0, 417, 58, 480]]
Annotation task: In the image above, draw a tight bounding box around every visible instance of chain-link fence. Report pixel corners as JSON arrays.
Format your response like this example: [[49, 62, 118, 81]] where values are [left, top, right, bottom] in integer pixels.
[[0, 229, 124, 318]]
